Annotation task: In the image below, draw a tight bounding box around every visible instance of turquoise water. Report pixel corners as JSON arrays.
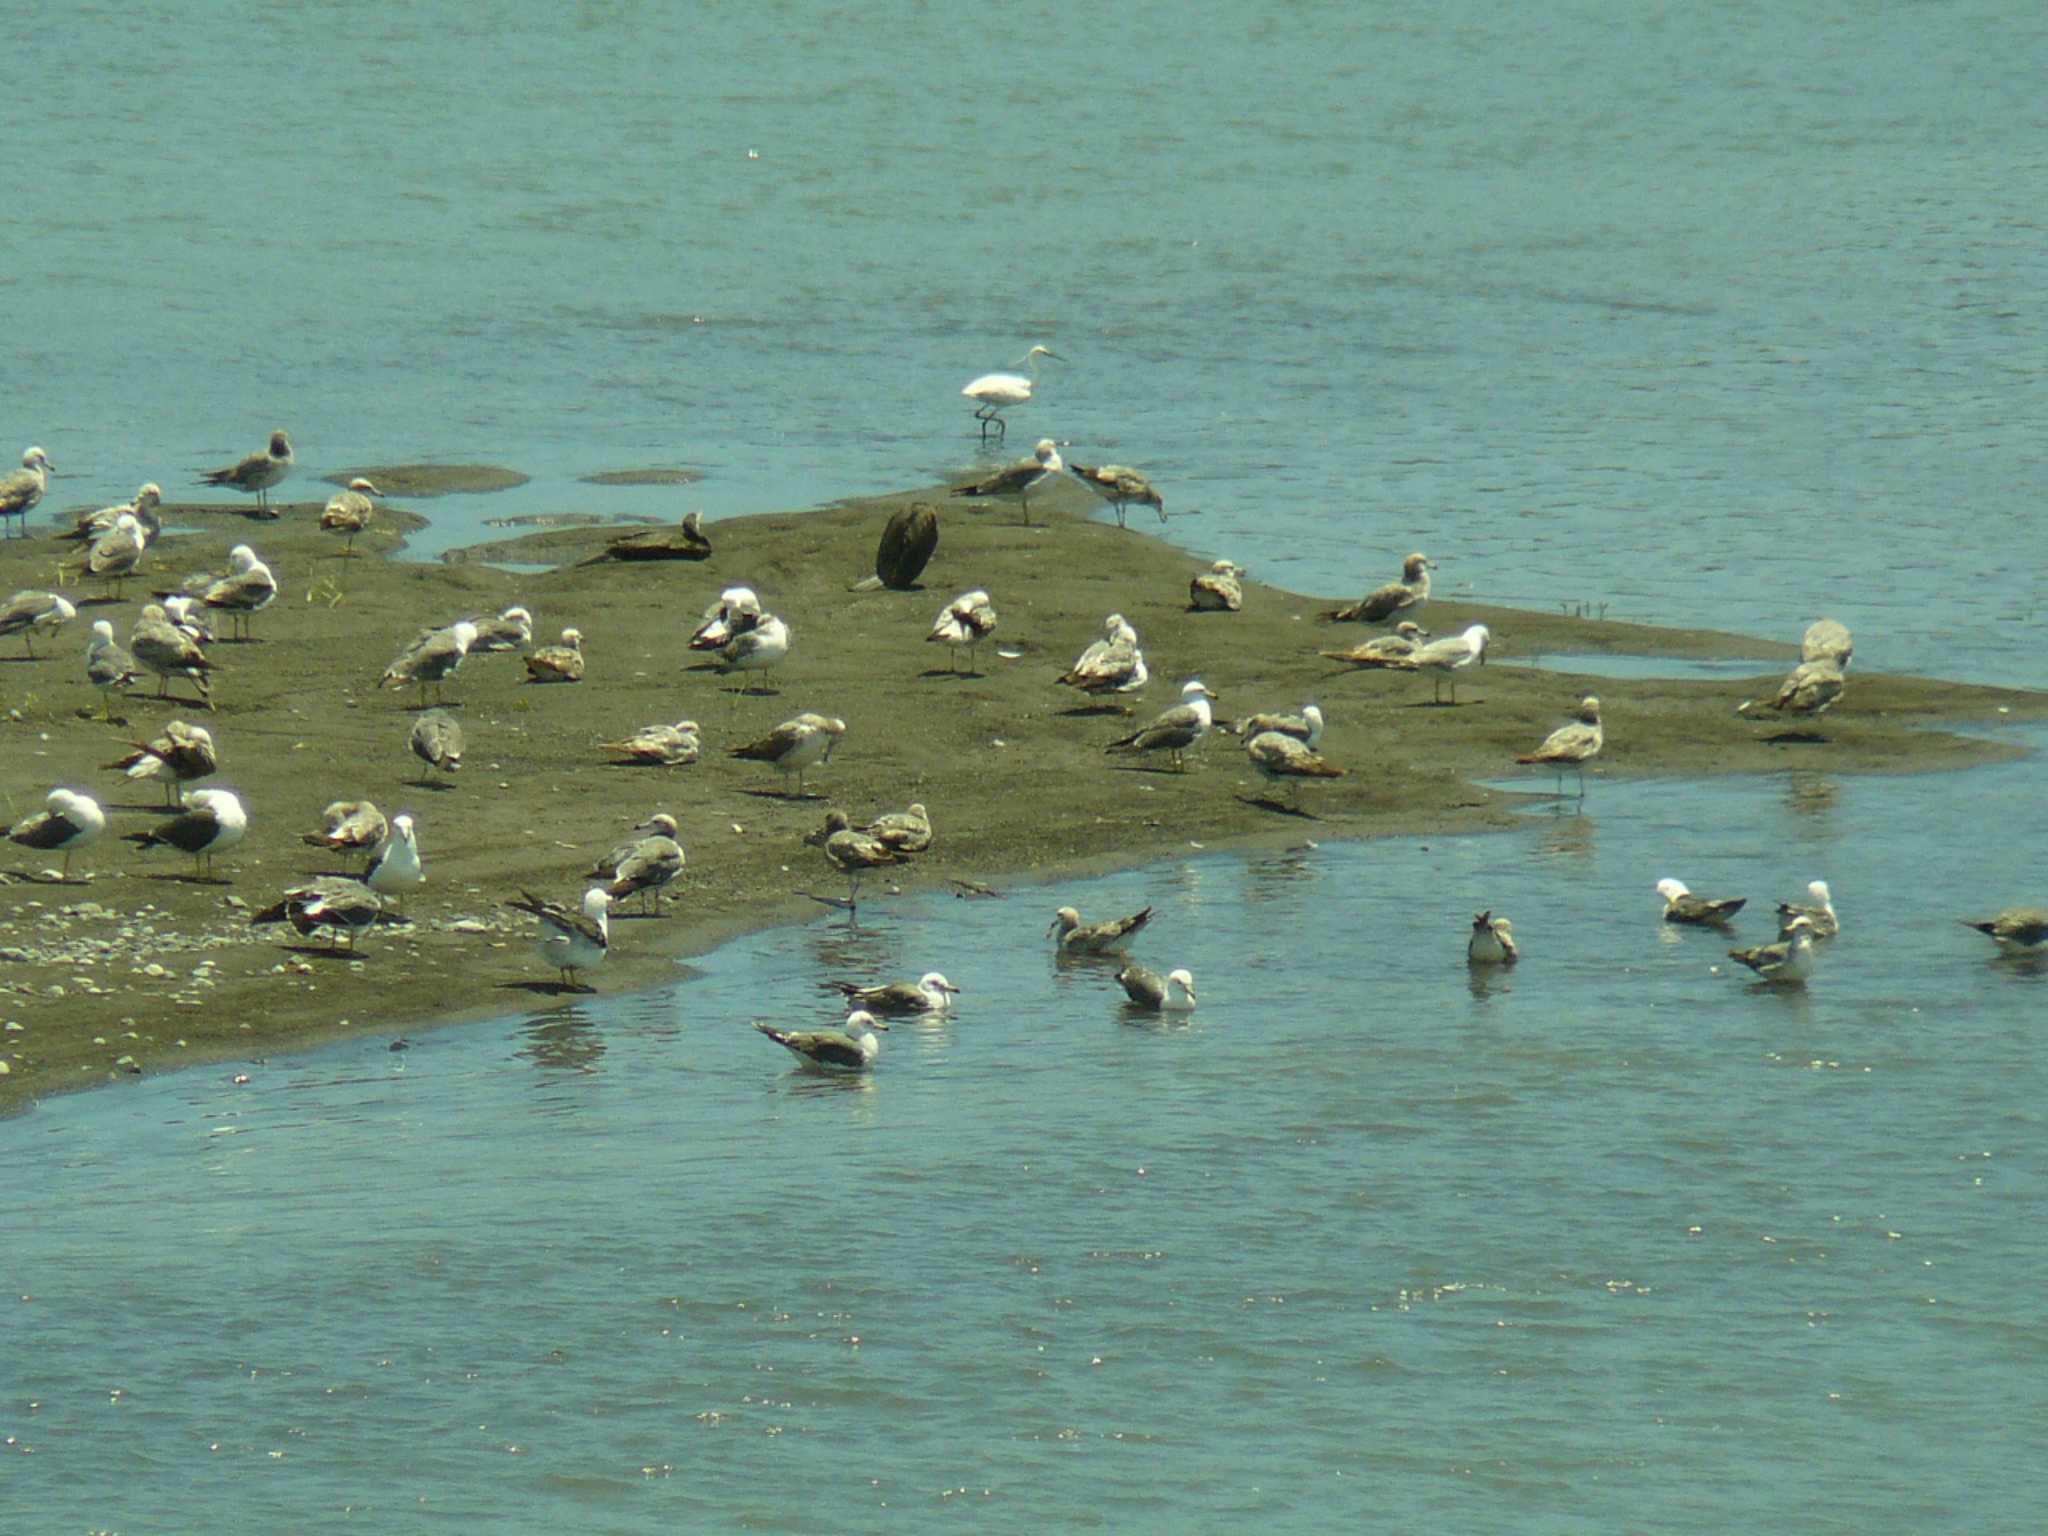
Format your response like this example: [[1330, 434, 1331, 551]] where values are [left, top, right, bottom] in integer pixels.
[[8, 0, 2048, 1529]]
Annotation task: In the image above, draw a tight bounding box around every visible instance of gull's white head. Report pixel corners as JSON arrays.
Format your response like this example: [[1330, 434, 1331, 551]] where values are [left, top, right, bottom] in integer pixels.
[[918, 972, 960, 996], [560, 628, 582, 646], [1656, 877, 1691, 903], [1808, 881, 1832, 905], [22, 447, 53, 472], [134, 483, 162, 507], [392, 814, 416, 842], [91, 619, 114, 641], [1466, 624, 1491, 660], [50, 595, 76, 622], [1167, 968, 1197, 1004], [582, 887, 614, 921], [228, 545, 258, 569], [844, 1008, 889, 1034], [499, 605, 533, 624], [1181, 679, 1216, 701], [451, 620, 480, 650], [1033, 439, 1059, 464], [347, 477, 379, 495], [1577, 695, 1601, 721]]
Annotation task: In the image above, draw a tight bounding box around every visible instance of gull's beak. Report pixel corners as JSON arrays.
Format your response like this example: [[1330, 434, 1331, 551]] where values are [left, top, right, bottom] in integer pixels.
[[1045, 918, 1062, 939], [871, 1018, 891, 1031]]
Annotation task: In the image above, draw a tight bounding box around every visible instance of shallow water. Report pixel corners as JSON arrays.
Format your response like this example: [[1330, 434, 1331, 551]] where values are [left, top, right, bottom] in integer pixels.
[[9, 0, 2048, 1528]]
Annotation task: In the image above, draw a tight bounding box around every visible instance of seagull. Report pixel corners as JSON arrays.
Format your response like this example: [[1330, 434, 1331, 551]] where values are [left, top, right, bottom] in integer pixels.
[[365, 814, 424, 906], [1960, 907, 2048, 955], [962, 345, 1060, 440], [717, 613, 790, 692], [821, 809, 907, 905], [1655, 878, 1747, 925], [409, 709, 464, 780], [0, 447, 53, 538], [928, 589, 998, 673], [160, 595, 215, 647], [1730, 916, 1818, 984], [123, 787, 246, 879], [200, 429, 293, 515], [583, 510, 714, 565], [320, 477, 380, 555], [871, 501, 939, 591], [1116, 963, 1196, 1012], [468, 605, 535, 653], [1189, 559, 1245, 612], [730, 713, 845, 796], [592, 814, 682, 878], [1467, 911, 1519, 965], [1238, 704, 1323, 749], [1058, 613, 1147, 702], [106, 720, 217, 805], [599, 720, 701, 766], [301, 800, 388, 866], [1802, 618, 1854, 669], [1740, 659, 1845, 721], [1393, 623, 1489, 703], [828, 971, 959, 1016], [1321, 620, 1430, 668], [1106, 680, 1217, 772], [1517, 696, 1603, 796], [689, 587, 761, 651], [506, 887, 612, 988], [1774, 879, 1838, 939], [1244, 729, 1346, 809], [524, 627, 585, 683], [78, 512, 147, 598], [862, 801, 932, 853], [591, 819, 685, 914], [1067, 461, 1164, 527], [0, 590, 77, 657], [198, 545, 278, 640], [7, 789, 106, 880], [1048, 904, 1153, 956], [85, 620, 142, 719], [755, 1009, 889, 1071], [381, 619, 479, 706], [1323, 553, 1435, 624], [130, 605, 214, 707], [59, 483, 162, 545], [951, 438, 1063, 524], [250, 877, 385, 951]]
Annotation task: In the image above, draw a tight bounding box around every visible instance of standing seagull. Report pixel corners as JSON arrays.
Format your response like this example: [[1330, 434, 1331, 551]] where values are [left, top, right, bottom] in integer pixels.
[[320, 477, 380, 555], [1393, 623, 1489, 704], [1655, 878, 1747, 925], [85, 620, 143, 719], [1730, 916, 1818, 984], [1116, 963, 1197, 1012], [1244, 729, 1345, 810], [820, 809, 907, 905], [130, 605, 214, 706], [1467, 911, 1520, 965], [0, 590, 77, 657], [730, 713, 845, 797], [962, 345, 1060, 440], [1058, 613, 1147, 705], [123, 787, 247, 880], [200, 429, 294, 515], [591, 819, 685, 914], [381, 619, 479, 706], [365, 815, 425, 906], [1067, 461, 1165, 527], [1517, 696, 1604, 796], [78, 512, 148, 599], [755, 1009, 889, 1071], [0, 447, 53, 538], [250, 878, 385, 951], [1189, 559, 1245, 612], [1105, 680, 1217, 773], [7, 789, 107, 881], [1960, 907, 2048, 956], [409, 710, 464, 781], [927, 589, 998, 673], [717, 613, 791, 692], [1324, 553, 1435, 624], [951, 438, 1063, 524], [506, 888, 612, 989], [301, 800, 388, 867], [199, 545, 278, 640], [524, 627, 586, 683]]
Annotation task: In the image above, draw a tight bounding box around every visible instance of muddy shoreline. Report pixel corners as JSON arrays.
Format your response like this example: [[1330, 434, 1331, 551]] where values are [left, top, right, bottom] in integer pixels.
[[4, 476, 2042, 1114]]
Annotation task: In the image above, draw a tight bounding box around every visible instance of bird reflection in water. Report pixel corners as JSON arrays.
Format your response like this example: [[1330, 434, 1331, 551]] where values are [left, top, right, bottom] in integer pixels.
[[1538, 811, 1595, 863], [1784, 772, 1839, 820], [1245, 845, 1322, 906], [516, 1005, 605, 1073]]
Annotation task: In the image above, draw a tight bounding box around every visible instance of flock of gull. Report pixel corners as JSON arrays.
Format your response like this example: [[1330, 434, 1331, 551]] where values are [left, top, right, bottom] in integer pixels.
[[3, 398, 2043, 1076]]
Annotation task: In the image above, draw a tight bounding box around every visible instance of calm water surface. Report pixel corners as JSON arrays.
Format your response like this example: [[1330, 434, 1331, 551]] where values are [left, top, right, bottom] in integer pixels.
[[8, 0, 2047, 1529]]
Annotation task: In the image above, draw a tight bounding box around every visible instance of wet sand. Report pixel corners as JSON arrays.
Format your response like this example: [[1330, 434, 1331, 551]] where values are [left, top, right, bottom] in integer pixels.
[[4, 477, 2042, 1112]]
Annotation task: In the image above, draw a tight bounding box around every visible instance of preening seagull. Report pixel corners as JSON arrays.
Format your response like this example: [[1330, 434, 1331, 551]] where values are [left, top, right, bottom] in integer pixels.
[[1321, 620, 1430, 668], [717, 613, 790, 691], [1323, 553, 1435, 624], [1238, 704, 1323, 750], [872, 501, 939, 590], [962, 345, 1060, 440], [821, 809, 907, 905], [590, 818, 685, 914], [729, 713, 844, 797], [1116, 963, 1197, 1012], [862, 801, 933, 853], [200, 429, 294, 514], [469, 605, 534, 652], [198, 545, 277, 640], [755, 1009, 889, 1071], [250, 877, 385, 951], [506, 887, 612, 988], [951, 439, 1063, 524], [1467, 911, 1519, 965], [1244, 729, 1345, 809], [1655, 878, 1747, 925], [60, 483, 162, 545], [106, 720, 218, 805], [689, 587, 761, 651], [381, 619, 479, 706], [1059, 613, 1148, 702], [1740, 658, 1845, 722], [409, 710, 464, 780], [928, 589, 998, 673], [301, 800, 389, 866], [1189, 559, 1245, 612], [320, 477, 380, 554], [6, 789, 106, 880], [1067, 461, 1165, 527], [600, 720, 701, 766]]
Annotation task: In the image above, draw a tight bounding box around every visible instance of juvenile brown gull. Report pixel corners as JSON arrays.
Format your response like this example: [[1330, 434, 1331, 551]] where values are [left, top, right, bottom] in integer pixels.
[[1517, 695, 1603, 796], [1245, 729, 1345, 809], [1323, 553, 1434, 624], [524, 627, 585, 683], [1189, 559, 1244, 611], [320, 477, 379, 554], [1067, 461, 1164, 527], [951, 438, 1062, 524], [381, 619, 478, 705], [821, 809, 906, 905], [1322, 620, 1429, 668], [730, 713, 844, 797], [130, 605, 213, 706], [862, 801, 933, 853]]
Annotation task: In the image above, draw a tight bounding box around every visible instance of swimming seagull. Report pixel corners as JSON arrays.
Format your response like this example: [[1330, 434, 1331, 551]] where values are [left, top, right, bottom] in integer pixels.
[[0, 589, 76, 657], [821, 809, 907, 905], [717, 613, 790, 691], [590, 818, 685, 914], [1067, 461, 1165, 527], [7, 789, 106, 880], [829, 971, 959, 1016], [1392, 623, 1489, 703], [1517, 696, 1603, 796], [78, 512, 147, 598], [1655, 878, 1747, 925], [468, 606, 534, 652], [123, 787, 247, 879], [962, 345, 1060, 440], [1244, 729, 1346, 809], [862, 801, 933, 853], [1106, 680, 1217, 772], [85, 620, 142, 719], [1802, 618, 1854, 669], [506, 887, 612, 988], [1238, 704, 1323, 750], [871, 501, 939, 590], [689, 587, 761, 651], [130, 605, 214, 707], [106, 720, 218, 805], [1959, 907, 2048, 955], [524, 627, 585, 683], [928, 588, 998, 673], [0, 447, 53, 538], [599, 720, 701, 766], [1324, 553, 1435, 624], [1774, 880, 1838, 938], [1467, 911, 1519, 965], [1048, 904, 1153, 955], [755, 1009, 889, 1071], [200, 429, 293, 515], [1189, 560, 1245, 612], [365, 814, 425, 907], [1116, 963, 1197, 1012], [409, 710, 464, 780], [320, 477, 380, 555], [1729, 915, 1818, 984], [198, 545, 278, 640], [301, 800, 388, 866], [1058, 613, 1147, 703], [1321, 620, 1430, 668], [59, 483, 163, 545], [250, 877, 385, 951], [951, 439, 1063, 525], [730, 713, 845, 797], [381, 619, 478, 706]]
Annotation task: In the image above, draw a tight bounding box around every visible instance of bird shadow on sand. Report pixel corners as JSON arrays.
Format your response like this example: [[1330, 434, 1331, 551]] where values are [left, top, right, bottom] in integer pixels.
[[1106, 762, 1193, 776], [1404, 698, 1480, 709], [401, 700, 464, 713], [1058, 703, 1136, 718], [279, 943, 370, 960], [499, 979, 598, 997], [1762, 730, 1831, 745], [412, 777, 459, 792], [139, 871, 233, 886], [721, 684, 781, 697], [0, 654, 46, 665], [919, 668, 981, 680], [1236, 793, 1320, 820], [740, 787, 823, 801]]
